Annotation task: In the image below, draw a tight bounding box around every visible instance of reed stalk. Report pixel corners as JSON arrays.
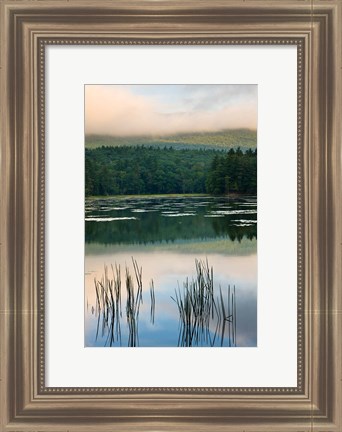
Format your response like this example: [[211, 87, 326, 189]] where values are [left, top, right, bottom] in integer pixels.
[[171, 259, 237, 347]]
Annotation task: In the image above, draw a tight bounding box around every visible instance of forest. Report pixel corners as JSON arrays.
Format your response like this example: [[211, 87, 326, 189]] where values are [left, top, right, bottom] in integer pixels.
[[85, 146, 257, 196]]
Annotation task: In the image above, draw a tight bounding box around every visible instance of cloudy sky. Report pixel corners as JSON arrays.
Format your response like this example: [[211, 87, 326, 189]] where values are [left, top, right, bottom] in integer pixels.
[[85, 84, 257, 137]]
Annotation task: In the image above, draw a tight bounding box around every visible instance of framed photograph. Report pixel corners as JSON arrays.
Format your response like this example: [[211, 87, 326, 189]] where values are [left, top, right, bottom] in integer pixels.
[[84, 83, 257, 350], [1, 1, 341, 431]]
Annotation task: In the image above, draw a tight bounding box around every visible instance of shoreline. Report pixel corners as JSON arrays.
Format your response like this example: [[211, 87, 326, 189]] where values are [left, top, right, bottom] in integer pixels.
[[86, 193, 255, 200]]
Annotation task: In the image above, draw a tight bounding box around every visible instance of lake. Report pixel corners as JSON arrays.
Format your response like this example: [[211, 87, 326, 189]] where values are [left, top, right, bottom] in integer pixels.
[[85, 195, 257, 347]]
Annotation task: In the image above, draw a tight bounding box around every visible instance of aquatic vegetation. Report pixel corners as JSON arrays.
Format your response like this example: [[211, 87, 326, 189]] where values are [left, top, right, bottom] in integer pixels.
[[92, 257, 237, 347], [150, 280, 155, 325], [85, 196, 257, 246], [171, 259, 236, 347], [93, 258, 155, 347]]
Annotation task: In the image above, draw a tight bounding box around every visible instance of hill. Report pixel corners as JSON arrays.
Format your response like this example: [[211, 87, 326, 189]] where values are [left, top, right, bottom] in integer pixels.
[[85, 129, 257, 151]]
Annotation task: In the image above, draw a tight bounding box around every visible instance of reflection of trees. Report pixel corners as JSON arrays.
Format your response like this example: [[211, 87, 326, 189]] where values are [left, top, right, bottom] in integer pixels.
[[211, 218, 256, 242], [85, 212, 257, 245], [85, 197, 257, 245]]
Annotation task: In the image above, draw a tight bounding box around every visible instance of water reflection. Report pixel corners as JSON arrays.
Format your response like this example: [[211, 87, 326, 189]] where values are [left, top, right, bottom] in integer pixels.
[[85, 196, 257, 347], [90, 258, 237, 348], [85, 196, 257, 245], [172, 259, 236, 347]]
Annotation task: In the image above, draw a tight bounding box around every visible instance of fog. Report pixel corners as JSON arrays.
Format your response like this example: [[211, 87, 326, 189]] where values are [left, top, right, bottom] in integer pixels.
[[85, 85, 257, 136]]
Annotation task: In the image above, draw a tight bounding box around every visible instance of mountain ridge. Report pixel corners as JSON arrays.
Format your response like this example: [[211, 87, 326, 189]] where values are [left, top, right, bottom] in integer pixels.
[[85, 128, 257, 151]]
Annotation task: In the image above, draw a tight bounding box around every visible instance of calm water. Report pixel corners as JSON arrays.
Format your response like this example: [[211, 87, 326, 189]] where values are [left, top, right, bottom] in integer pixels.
[[85, 195, 257, 347]]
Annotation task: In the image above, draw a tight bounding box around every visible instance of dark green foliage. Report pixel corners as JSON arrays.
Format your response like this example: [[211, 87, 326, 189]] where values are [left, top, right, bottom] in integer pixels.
[[85, 146, 257, 196], [206, 147, 257, 195]]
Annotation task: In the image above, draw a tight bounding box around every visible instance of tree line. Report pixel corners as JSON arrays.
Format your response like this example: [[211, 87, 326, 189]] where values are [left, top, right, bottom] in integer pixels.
[[85, 146, 257, 196]]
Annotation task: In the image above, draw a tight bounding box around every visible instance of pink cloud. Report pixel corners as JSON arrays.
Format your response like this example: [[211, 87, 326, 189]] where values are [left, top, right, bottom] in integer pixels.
[[85, 86, 257, 136]]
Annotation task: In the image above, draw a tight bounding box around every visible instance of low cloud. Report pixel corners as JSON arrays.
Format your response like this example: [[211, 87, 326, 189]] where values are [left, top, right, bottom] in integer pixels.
[[85, 85, 257, 136]]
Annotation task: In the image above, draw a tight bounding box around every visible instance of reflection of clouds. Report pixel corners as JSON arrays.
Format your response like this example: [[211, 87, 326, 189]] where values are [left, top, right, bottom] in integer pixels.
[[85, 253, 257, 300], [85, 252, 256, 296], [235, 293, 257, 347], [85, 251, 257, 347]]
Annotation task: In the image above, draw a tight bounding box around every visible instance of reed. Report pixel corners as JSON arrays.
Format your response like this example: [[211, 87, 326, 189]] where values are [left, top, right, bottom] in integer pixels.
[[93, 257, 155, 347], [150, 280, 155, 324], [92, 257, 236, 348], [171, 259, 237, 347]]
